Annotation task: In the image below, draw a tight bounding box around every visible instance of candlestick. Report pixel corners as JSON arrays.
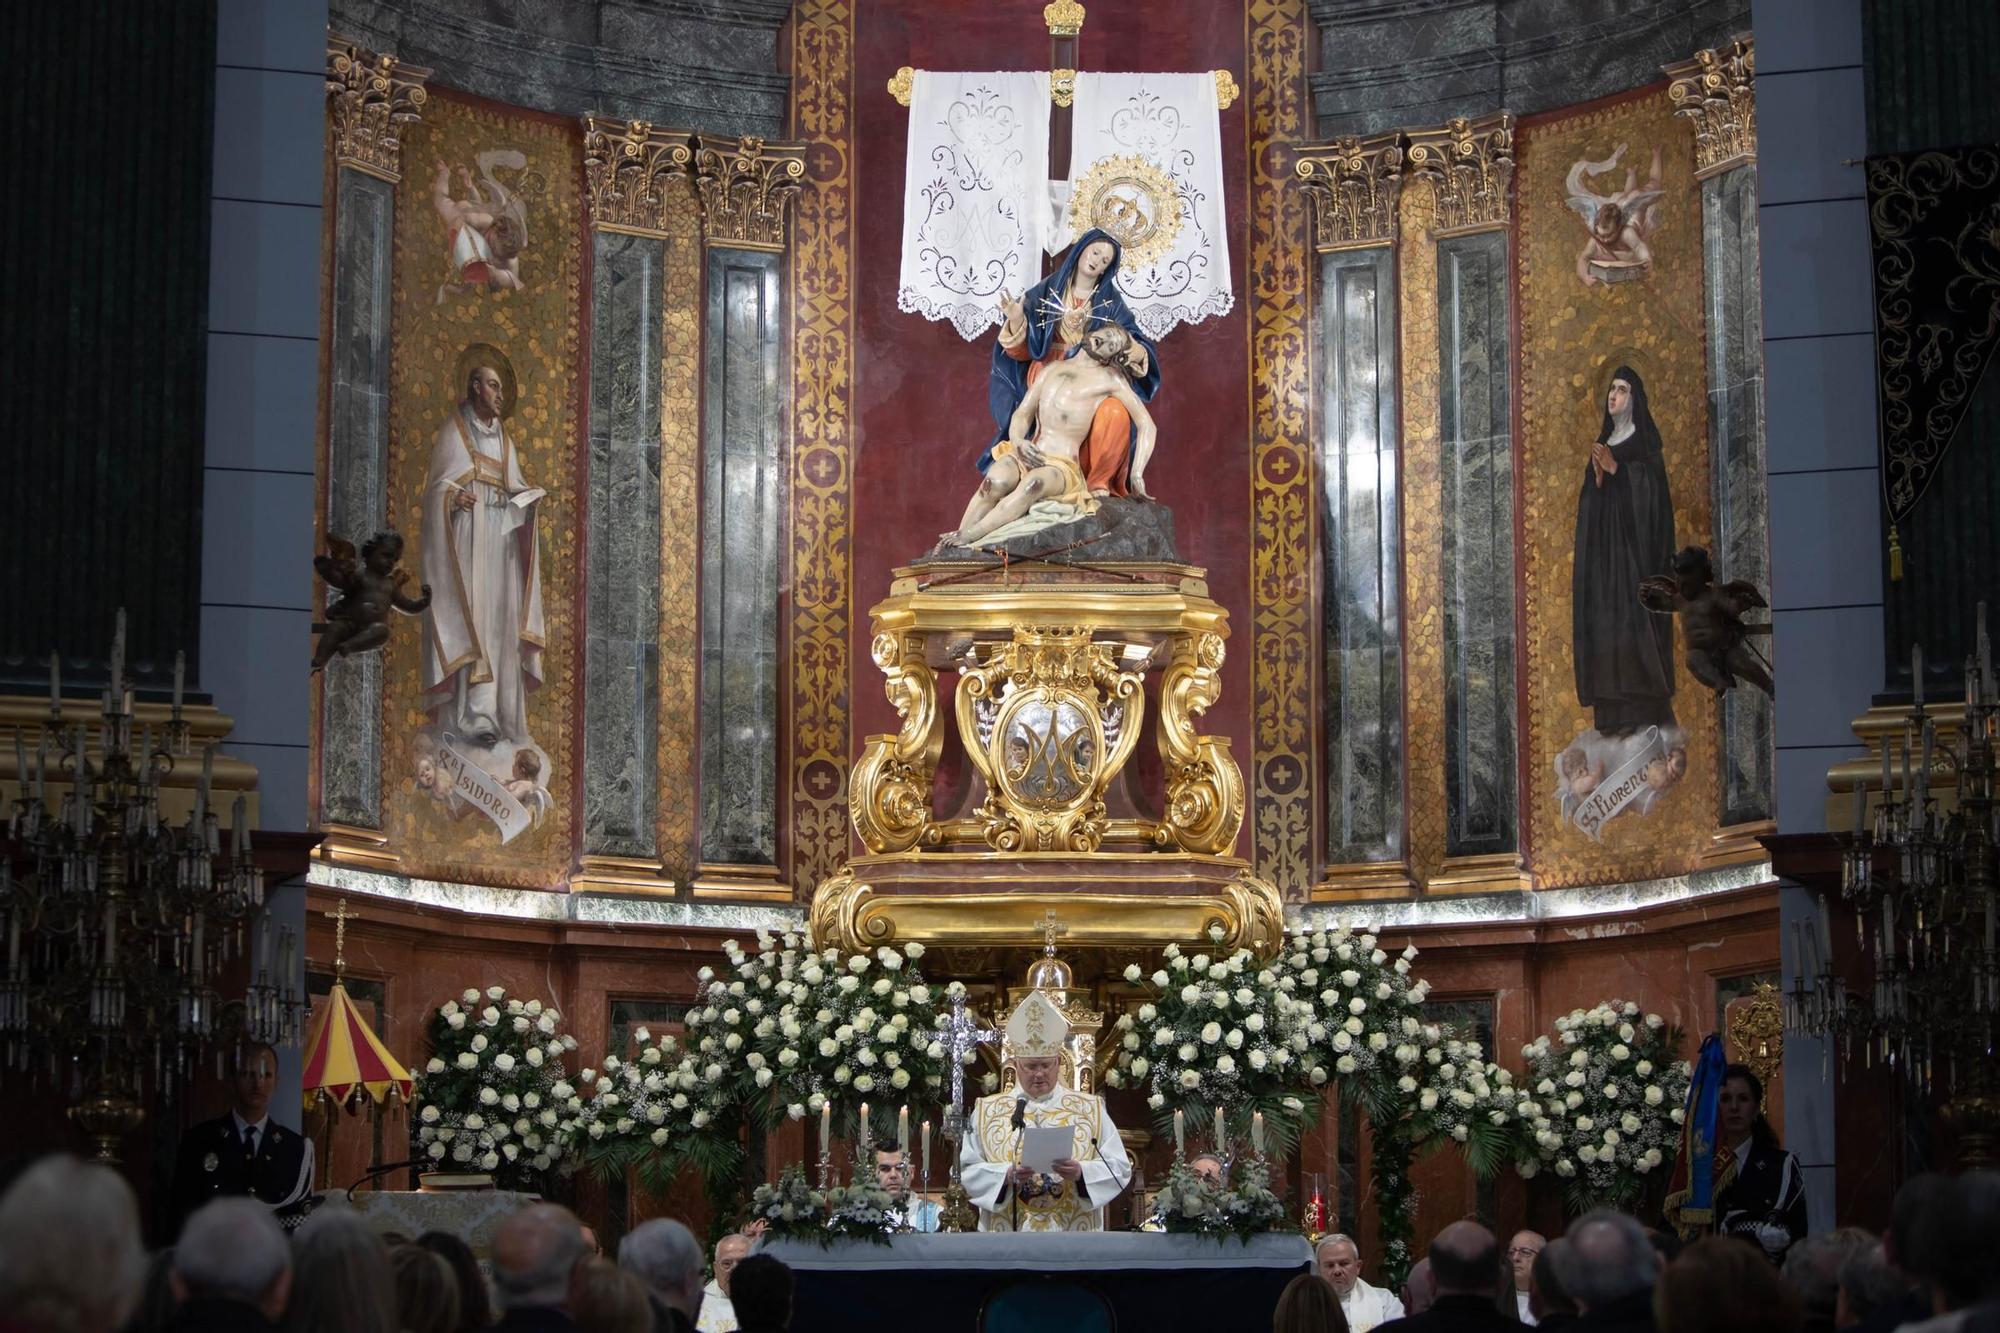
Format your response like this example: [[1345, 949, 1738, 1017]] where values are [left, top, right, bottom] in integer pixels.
[[1173, 1109, 1185, 1158], [1912, 642, 1924, 707], [860, 1102, 871, 1150], [1252, 1111, 1265, 1156], [1213, 1106, 1225, 1153], [109, 608, 125, 702], [172, 651, 185, 716], [898, 1104, 910, 1155], [820, 1101, 832, 1155], [921, 1119, 932, 1176]]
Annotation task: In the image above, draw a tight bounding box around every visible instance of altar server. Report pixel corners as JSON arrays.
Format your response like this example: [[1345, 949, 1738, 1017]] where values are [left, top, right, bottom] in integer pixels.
[[959, 990, 1130, 1231]]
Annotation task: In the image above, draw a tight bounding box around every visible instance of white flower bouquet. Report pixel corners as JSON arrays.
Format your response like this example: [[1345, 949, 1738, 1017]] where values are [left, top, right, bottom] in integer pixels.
[[561, 1023, 739, 1192], [747, 1162, 898, 1247], [1152, 1156, 1289, 1240], [1401, 1035, 1519, 1175], [1512, 999, 1691, 1212], [413, 986, 581, 1191], [1273, 926, 1435, 1124], [1105, 928, 1315, 1149], [731, 933, 950, 1134]]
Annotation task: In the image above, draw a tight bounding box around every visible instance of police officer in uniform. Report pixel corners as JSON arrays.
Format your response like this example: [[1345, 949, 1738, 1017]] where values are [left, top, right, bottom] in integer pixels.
[[169, 1042, 315, 1236]]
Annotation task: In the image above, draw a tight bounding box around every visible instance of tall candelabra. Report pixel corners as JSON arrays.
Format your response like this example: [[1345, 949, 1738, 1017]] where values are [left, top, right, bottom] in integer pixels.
[[0, 614, 304, 1163], [1787, 607, 2000, 1164]]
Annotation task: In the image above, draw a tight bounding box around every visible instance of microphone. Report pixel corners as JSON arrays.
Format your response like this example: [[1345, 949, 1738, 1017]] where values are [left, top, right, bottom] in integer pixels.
[[1012, 1096, 1028, 1131], [344, 1158, 424, 1202]]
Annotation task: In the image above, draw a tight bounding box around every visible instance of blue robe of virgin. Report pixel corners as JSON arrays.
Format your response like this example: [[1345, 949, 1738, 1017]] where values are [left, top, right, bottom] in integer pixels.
[[980, 228, 1163, 473]]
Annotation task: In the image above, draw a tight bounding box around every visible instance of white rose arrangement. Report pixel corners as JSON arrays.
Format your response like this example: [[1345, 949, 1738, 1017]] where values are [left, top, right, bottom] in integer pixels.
[[1511, 999, 1690, 1212], [562, 1025, 723, 1192], [744, 933, 950, 1132], [414, 987, 581, 1190], [1105, 927, 1317, 1150]]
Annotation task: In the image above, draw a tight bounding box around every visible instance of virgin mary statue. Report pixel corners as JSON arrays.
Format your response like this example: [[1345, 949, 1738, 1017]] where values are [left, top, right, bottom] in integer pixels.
[[1572, 364, 1677, 735]]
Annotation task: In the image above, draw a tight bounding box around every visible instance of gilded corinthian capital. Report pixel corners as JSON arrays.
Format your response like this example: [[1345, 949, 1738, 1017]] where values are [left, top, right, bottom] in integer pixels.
[[325, 36, 431, 182], [1294, 132, 1406, 252], [1407, 113, 1514, 237], [1665, 38, 1756, 179], [692, 136, 807, 252], [581, 117, 696, 237]]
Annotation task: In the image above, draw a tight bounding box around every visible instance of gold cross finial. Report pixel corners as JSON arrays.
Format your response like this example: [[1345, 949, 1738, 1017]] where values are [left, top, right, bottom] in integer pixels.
[[1037, 909, 1067, 956], [324, 897, 358, 980]]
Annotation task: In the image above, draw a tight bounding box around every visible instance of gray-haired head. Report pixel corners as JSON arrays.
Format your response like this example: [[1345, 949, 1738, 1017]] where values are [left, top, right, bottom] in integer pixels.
[[0, 1154, 147, 1333], [493, 1203, 588, 1310], [619, 1217, 704, 1314], [1561, 1209, 1657, 1310], [176, 1198, 291, 1304], [1839, 1240, 1917, 1324], [1315, 1232, 1358, 1260]]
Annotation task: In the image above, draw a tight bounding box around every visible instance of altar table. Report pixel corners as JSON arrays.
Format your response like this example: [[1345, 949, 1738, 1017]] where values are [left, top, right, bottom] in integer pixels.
[[758, 1232, 1313, 1332]]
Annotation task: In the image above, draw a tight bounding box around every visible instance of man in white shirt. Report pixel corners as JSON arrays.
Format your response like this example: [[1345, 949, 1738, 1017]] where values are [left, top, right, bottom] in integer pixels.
[[873, 1146, 941, 1232], [1505, 1229, 1545, 1324], [695, 1232, 752, 1333], [1318, 1233, 1404, 1332]]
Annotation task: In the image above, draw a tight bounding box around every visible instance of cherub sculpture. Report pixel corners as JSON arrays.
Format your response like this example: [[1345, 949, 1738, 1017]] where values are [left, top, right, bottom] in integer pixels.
[[1638, 546, 1773, 698], [312, 531, 432, 672], [1566, 144, 1665, 287]]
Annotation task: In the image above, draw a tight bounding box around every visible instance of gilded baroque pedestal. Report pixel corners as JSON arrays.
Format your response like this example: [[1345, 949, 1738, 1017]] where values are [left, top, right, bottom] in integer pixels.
[[819, 561, 1280, 956]]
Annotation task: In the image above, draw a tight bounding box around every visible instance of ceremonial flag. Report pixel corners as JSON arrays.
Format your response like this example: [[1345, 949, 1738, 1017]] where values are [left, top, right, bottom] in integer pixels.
[[1664, 1033, 1727, 1237]]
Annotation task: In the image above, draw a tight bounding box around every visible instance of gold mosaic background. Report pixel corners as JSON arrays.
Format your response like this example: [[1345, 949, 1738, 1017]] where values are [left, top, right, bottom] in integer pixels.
[[381, 91, 585, 888], [789, 0, 856, 898], [1516, 91, 1717, 888], [1396, 179, 1447, 887], [656, 184, 702, 884], [1247, 0, 1315, 901]]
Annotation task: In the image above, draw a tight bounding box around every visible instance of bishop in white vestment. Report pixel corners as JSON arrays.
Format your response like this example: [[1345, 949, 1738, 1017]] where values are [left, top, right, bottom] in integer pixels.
[[958, 991, 1131, 1232], [420, 351, 547, 751]]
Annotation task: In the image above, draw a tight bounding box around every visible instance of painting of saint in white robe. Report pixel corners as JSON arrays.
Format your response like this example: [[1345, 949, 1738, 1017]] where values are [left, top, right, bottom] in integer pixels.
[[420, 343, 547, 774]]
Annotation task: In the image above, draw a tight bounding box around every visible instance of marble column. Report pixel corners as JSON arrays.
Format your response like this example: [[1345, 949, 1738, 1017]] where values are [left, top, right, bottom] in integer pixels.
[[1297, 135, 1412, 894], [317, 39, 428, 838], [1436, 229, 1518, 861], [575, 120, 700, 892], [1410, 115, 1529, 891], [1671, 42, 1774, 829], [690, 138, 803, 899]]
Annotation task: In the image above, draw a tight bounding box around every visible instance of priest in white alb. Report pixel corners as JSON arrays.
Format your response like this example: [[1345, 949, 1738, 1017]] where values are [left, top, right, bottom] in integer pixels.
[[959, 990, 1131, 1231]]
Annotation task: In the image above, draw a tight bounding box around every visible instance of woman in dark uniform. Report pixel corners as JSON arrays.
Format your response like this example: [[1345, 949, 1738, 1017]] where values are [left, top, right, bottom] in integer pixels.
[[1713, 1063, 1808, 1264]]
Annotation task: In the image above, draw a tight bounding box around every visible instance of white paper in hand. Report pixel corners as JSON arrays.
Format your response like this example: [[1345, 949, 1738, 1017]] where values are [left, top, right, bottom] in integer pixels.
[[1020, 1124, 1074, 1173]]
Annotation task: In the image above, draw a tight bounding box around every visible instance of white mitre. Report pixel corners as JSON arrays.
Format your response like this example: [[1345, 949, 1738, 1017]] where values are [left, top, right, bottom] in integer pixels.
[[1006, 988, 1067, 1059]]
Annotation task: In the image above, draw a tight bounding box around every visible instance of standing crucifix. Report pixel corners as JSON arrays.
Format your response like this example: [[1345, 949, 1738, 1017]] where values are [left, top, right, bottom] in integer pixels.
[[323, 897, 358, 981], [918, 989, 1000, 1142]]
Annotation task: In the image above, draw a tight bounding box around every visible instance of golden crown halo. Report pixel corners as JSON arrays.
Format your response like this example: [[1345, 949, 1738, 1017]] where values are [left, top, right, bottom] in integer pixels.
[[1069, 154, 1181, 269]]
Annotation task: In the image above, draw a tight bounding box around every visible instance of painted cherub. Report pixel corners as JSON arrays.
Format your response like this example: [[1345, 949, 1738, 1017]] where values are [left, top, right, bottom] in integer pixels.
[[312, 531, 431, 672], [432, 150, 530, 302], [1560, 745, 1605, 800], [1566, 144, 1665, 287]]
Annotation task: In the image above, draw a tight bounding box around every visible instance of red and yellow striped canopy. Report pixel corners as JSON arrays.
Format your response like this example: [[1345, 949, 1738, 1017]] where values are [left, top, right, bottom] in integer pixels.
[[301, 980, 413, 1113]]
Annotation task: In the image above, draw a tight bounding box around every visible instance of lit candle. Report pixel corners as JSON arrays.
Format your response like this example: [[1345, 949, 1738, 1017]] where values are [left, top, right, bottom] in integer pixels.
[[820, 1102, 831, 1155], [1252, 1111, 1265, 1156], [860, 1102, 870, 1148], [1214, 1106, 1225, 1153], [921, 1119, 932, 1175], [1173, 1108, 1185, 1157], [172, 650, 185, 716], [1912, 642, 1924, 708], [898, 1104, 910, 1155]]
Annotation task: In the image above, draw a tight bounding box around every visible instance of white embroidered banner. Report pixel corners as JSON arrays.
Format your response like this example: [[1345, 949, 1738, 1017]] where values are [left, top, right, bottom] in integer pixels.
[[436, 741, 529, 844], [1567, 725, 1668, 841], [898, 71, 1053, 341], [1065, 72, 1233, 340]]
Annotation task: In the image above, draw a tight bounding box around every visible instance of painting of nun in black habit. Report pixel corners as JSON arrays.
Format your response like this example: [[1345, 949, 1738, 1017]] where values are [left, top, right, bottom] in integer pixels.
[[1555, 364, 1688, 839]]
